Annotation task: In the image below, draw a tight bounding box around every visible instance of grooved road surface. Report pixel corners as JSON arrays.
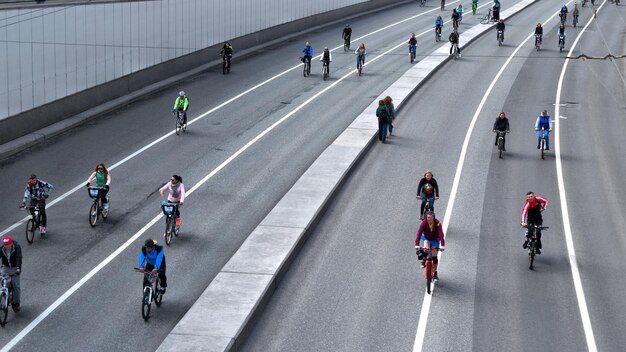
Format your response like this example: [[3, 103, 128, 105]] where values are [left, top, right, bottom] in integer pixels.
[[242, 1, 626, 352]]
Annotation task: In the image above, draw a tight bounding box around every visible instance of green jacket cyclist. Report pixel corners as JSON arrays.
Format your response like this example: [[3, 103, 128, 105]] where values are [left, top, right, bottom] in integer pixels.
[[173, 91, 189, 125]]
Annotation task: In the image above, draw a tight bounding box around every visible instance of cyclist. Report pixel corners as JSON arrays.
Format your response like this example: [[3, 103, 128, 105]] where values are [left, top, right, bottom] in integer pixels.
[[415, 211, 445, 280], [86, 163, 111, 210], [0, 236, 21, 312], [219, 41, 233, 66], [496, 19, 506, 42], [172, 91, 189, 125], [535, 110, 552, 150], [559, 4, 568, 23], [457, 3, 464, 22], [451, 9, 460, 29], [535, 23, 543, 45], [435, 16, 444, 36], [572, 3, 579, 25], [301, 41, 313, 68], [441, 0, 446, 11], [137, 239, 167, 294], [355, 43, 366, 69], [472, 0, 478, 14], [20, 174, 52, 235], [320, 47, 332, 74], [449, 30, 461, 57], [342, 25, 352, 48], [520, 192, 548, 254], [408, 33, 417, 57], [416, 170, 440, 219], [492, 111, 510, 150], [492, 0, 501, 21], [557, 23, 566, 47], [159, 175, 185, 228]]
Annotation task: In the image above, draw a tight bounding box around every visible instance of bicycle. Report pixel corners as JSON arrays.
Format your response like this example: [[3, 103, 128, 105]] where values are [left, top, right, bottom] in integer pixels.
[[416, 247, 437, 294], [480, 9, 492, 24], [417, 196, 435, 219], [435, 26, 442, 42], [558, 34, 565, 52], [525, 225, 548, 270], [174, 109, 187, 135], [409, 44, 417, 63], [572, 15, 578, 28], [356, 55, 364, 76], [497, 29, 504, 46], [161, 202, 180, 246], [221, 54, 231, 74], [88, 187, 110, 227], [134, 268, 163, 321], [322, 60, 329, 81], [23, 204, 42, 244], [301, 57, 311, 77], [343, 37, 350, 51], [0, 271, 13, 326], [538, 127, 549, 159], [535, 34, 542, 51], [494, 130, 508, 158], [559, 13, 567, 25]]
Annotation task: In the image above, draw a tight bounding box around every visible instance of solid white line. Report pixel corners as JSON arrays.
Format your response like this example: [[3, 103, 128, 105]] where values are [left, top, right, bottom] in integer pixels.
[[0, 8, 481, 351], [554, 2, 605, 351], [411, 2, 573, 351], [0, 4, 443, 238]]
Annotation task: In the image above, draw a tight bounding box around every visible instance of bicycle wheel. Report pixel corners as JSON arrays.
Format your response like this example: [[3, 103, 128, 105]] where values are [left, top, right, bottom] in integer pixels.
[[25, 219, 35, 244], [528, 242, 535, 270], [175, 117, 182, 135], [323, 66, 328, 81], [222, 60, 227, 75], [541, 139, 545, 159], [498, 140, 503, 158], [164, 218, 173, 246], [307, 62, 311, 76], [303, 63, 307, 77], [89, 202, 98, 227], [480, 15, 489, 24], [425, 260, 433, 294], [0, 292, 8, 326], [141, 287, 152, 321], [154, 282, 163, 307]]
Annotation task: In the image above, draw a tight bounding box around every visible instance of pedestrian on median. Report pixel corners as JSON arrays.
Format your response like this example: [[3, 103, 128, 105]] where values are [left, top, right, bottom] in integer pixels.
[[376, 100, 389, 143], [1, 236, 22, 312], [384, 96, 396, 136], [492, 0, 501, 21]]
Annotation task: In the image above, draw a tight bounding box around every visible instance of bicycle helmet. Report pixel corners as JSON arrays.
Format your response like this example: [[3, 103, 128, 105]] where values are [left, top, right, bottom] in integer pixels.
[[179, 91, 185, 97], [2, 236, 13, 246]]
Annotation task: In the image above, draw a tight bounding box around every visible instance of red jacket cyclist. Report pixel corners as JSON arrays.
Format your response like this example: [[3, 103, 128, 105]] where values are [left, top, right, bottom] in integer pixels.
[[415, 211, 445, 280], [520, 191, 548, 254]]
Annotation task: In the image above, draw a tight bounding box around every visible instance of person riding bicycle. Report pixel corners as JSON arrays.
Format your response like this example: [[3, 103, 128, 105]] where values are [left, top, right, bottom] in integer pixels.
[[451, 9, 460, 28], [535, 23, 543, 44], [86, 163, 111, 210], [492, 0, 501, 21], [301, 41, 313, 66], [457, 4, 464, 21], [342, 25, 352, 46], [415, 211, 445, 280], [435, 16, 444, 35], [320, 47, 332, 74], [496, 19, 505, 42], [219, 41, 233, 64], [172, 91, 189, 125], [535, 110, 552, 150], [0, 236, 22, 312], [557, 23, 566, 46], [441, 0, 446, 11], [449, 30, 461, 57], [408, 33, 417, 53], [572, 3, 579, 23], [560, 4, 568, 23], [492, 111, 510, 150], [416, 170, 440, 219], [520, 192, 547, 254], [20, 174, 52, 235], [159, 175, 185, 228], [137, 239, 167, 294], [355, 43, 366, 68]]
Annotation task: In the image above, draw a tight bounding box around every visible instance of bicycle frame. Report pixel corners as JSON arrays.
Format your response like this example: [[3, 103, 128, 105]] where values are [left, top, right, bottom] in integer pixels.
[[417, 246, 437, 294]]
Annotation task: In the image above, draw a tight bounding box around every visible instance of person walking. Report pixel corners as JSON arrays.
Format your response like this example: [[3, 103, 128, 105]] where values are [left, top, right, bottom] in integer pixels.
[[384, 96, 396, 136], [376, 100, 389, 143]]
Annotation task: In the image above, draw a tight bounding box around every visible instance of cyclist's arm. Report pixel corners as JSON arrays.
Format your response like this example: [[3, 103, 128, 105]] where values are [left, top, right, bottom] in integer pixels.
[[86, 172, 96, 185], [106, 173, 111, 186], [416, 223, 427, 246], [183, 97, 189, 111], [505, 119, 510, 132], [548, 116, 553, 130], [179, 183, 186, 204], [535, 116, 541, 129], [15, 244, 22, 269], [433, 179, 440, 198], [417, 179, 425, 196], [173, 97, 180, 110], [437, 221, 445, 247], [41, 180, 53, 191], [520, 201, 530, 224], [159, 182, 170, 197], [138, 251, 146, 269], [154, 250, 164, 270], [536, 196, 548, 210], [22, 187, 29, 203]]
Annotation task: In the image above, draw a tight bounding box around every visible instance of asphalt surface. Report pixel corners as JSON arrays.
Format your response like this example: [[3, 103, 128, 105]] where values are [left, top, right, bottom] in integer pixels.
[[242, 1, 626, 352], [0, 1, 512, 351]]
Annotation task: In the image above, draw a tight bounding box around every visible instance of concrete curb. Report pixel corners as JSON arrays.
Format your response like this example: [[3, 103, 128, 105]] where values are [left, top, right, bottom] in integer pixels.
[[156, 1, 538, 351], [0, 0, 412, 161]]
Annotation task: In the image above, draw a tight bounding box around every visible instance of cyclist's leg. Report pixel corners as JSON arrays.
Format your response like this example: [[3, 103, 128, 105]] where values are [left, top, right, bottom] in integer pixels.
[[144, 263, 155, 287], [28, 199, 37, 218], [11, 273, 20, 306], [159, 259, 168, 288], [420, 192, 427, 217], [183, 109, 187, 124], [428, 196, 435, 212], [38, 199, 47, 227], [545, 131, 550, 149], [537, 130, 542, 147], [99, 188, 108, 204]]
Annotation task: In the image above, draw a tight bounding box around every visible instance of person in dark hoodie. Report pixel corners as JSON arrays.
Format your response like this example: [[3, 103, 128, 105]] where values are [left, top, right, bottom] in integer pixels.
[[1, 236, 22, 312], [416, 170, 440, 219], [384, 96, 396, 136], [376, 100, 389, 143]]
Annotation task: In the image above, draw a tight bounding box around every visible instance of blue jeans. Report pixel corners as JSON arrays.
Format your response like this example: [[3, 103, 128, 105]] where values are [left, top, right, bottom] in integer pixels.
[[420, 192, 435, 216], [378, 120, 388, 142], [356, 55, 365, 67], [537, 130, 550, 148]]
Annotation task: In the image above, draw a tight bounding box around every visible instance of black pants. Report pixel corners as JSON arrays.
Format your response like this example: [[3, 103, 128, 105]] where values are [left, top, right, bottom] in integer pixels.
[[98, 188, 109, 203], [29, 199, 46, 227], [493, 9, 500, 20], [176, 109, 187, 124], [449, 43, 461, 54], [527, 221, 543, 249], [143, 260, 167, 288]]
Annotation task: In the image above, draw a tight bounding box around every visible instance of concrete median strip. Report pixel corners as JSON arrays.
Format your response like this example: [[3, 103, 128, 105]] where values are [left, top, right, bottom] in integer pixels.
[[157, 1, 537, 350]]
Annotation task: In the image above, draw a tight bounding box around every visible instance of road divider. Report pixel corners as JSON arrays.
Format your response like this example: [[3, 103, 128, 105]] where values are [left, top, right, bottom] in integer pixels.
[[157, 1, 539, 351]]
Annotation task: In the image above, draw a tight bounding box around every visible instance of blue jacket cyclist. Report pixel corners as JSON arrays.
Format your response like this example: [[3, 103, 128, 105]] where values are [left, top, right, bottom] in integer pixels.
[[302, 42, 313, 62], [535, 110, 553, 150], [138, 239, 167, 294]]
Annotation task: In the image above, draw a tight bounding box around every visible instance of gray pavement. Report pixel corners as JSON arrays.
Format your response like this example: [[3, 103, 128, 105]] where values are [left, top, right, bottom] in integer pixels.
[[241, 1, 626, 351]]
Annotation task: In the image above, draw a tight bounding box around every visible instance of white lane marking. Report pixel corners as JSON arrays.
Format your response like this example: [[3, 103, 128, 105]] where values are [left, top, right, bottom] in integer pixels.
[[0, 7, 494, 350], [554, 2, 605, 352], [412, 2, 574, 351], [0, 4, 444, 238]]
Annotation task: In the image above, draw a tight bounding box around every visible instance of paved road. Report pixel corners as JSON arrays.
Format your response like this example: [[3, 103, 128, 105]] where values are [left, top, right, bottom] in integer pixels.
[[242, 1, 626, 352], [0, 1, 505, 351]]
